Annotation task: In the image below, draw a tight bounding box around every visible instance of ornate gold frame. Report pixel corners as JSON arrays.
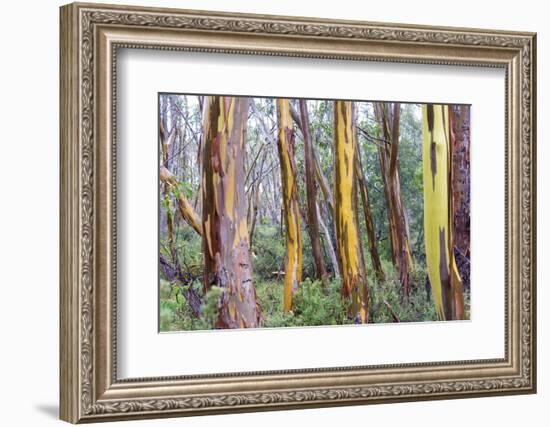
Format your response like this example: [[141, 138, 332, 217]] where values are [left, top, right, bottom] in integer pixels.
[[59, 2, 537, 423]]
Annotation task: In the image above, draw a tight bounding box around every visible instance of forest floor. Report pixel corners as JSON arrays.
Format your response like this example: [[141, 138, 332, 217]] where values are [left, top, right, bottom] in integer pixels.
[[159, 271, 471, 332]]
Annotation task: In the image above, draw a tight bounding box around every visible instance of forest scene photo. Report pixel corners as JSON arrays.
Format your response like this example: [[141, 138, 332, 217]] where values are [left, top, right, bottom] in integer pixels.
[[158, 94, 471, 331]]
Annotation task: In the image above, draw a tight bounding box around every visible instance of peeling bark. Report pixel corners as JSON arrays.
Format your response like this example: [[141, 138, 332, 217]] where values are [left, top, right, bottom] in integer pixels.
[[202, 96, 262, 329], [276, 99, 303, 312], [334, 100, 369, 324], [450, 105, 471, 291], [422, 104, 465, 321]]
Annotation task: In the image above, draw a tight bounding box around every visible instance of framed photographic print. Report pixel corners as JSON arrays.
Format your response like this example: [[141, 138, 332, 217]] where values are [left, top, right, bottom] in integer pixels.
[[60, 2, 537, 423]]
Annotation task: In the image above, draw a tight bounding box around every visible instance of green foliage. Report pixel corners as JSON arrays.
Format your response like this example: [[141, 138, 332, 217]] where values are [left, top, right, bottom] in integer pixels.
[[254, 280, 293, 328], [250, 225, 285, 279], [257, 279, 351, 328], [159, 280, 177, 331], [369, 261, 437, 323], [160, 262, 462, 332], [291, 279, 350, 326], [298, 233, 315, 280], [354, 102, 425, 263], [251, 224, 326, 282], [176, 180, 194, 199], [396, 103, 425, 261], [159, 279, 209, 331], [159, 231, 202, 280], [463, 288, 471, 320]]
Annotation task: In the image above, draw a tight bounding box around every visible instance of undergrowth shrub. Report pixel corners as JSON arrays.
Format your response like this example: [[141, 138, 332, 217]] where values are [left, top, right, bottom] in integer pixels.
[[159, 260, 469, 331], [250, 225, 285, 280]]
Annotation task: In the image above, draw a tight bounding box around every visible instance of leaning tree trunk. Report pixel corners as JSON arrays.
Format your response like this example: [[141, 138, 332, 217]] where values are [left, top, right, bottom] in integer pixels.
[[334, 100, 369, 324], [422, 104, 465, 321], [202, 96, 262, 329], [299, 100, 328, 285], [159, 166, 202, 236], [276, 99, 303, 313]]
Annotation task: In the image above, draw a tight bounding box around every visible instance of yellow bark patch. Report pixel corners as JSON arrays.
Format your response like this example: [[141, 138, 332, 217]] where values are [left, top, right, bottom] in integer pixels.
[[212, 173, 220, 214], [216, 100, 227, 174], [277, 99, 303, 313], [334, 101, 369, 323], [233, 218, 249, 247], [359, 307, 367, 324], [335, 102, 360, 289], [422, 104, 464, 321], [216, 98, 226, 135], [226, 98, 235, 135], [229, 301, 237, 321], [239, 218, 248, 243]]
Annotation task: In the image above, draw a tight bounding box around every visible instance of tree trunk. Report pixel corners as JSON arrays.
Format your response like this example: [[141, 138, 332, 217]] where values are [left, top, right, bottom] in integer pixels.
[[355, 153, 385, 281], [450, 105, 471, 290], [375, 121, 397, 266], [299, 100, 328, 284], [375, 102, 413, 299], [422, 104, 465, 321], [334, 100, 369, 324], [202, 96, 262, 329], [290, 101, 336, 282], [276, 99, 303, 313], [289, 100, 335, 213]]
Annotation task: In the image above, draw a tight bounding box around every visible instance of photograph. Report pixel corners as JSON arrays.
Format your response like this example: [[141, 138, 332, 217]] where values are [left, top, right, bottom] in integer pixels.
[[158, 94, 471, 331], [56, 2, 536, 422]]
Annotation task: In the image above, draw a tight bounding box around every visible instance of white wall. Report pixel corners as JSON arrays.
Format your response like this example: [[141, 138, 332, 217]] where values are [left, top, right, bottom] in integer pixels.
[[0, 0, 545, 425]]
